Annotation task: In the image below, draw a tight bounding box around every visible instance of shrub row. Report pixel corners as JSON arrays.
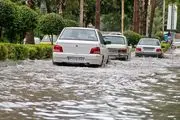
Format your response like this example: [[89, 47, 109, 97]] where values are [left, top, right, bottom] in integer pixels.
[[0, 44, 52, 61]]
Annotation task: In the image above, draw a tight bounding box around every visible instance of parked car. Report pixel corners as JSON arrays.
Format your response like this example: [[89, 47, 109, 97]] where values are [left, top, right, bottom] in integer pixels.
[[103, 32, 131, 60], [172, 39, 180, 48], [135, 38, 163, 58], [52, 27, 109, 66], [41, 35, 58, 44]]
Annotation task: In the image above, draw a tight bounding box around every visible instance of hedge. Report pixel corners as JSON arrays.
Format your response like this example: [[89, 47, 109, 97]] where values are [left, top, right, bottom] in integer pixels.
[[0, 43, 52, 61]]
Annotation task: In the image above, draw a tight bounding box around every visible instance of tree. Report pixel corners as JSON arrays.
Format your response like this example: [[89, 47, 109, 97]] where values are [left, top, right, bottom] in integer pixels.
[[149, 0, 156, 37], [25, 0, 36, 44], [0, 0, 15, 39], [38, 13, 65, 45]]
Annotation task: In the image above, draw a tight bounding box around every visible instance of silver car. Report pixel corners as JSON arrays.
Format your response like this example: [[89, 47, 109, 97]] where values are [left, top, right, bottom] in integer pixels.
[[103, 32, 131, 60], [135, 38, 163, 58], [52, 27, 109, 66]]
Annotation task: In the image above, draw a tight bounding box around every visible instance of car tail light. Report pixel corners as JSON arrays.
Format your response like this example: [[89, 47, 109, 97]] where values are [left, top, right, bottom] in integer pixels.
[[90, 47, 100, 54], [53, 45, 63, 52], [119, 48, 127, 53], [156, 48, 161, 52], [136, 48, 141, 52]]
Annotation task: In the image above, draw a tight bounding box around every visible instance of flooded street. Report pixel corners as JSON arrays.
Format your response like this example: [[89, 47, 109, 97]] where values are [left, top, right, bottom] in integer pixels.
[[0, 51, 180, 120]]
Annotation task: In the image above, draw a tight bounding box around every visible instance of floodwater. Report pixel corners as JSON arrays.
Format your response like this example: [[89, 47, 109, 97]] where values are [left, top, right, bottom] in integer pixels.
[[0, 50, 179, 120]]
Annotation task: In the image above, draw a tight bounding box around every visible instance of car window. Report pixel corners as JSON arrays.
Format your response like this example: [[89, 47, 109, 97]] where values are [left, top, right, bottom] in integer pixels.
[[138, 39, 160, 46], [103, 36, 125, 44], [98, 31, 105, 44], [60, 29, 98, 41]]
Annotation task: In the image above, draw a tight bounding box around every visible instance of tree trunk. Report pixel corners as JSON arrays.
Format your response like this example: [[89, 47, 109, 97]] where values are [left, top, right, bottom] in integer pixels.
[[79, 0, 84, 27], [59, 0, 63, 14], [121, 0, 124, 34], [25, 0, 35, 44], [133, 0, 140, 33], [95, 0, 100, 29], [25, 31, 35, 44], [142, 0, 149, 36], [40, 0, 47, 14], [148, 0, 156, 37], [0, 27, 2, 39]]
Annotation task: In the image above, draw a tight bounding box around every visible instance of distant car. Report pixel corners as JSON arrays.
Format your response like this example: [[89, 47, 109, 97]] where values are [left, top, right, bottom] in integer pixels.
[[172, 39, 180, 48], [103, 32, 131, 60], [41, 35, 58, 44], [52, 27, 109, 66], [135, 38, 163, 58]]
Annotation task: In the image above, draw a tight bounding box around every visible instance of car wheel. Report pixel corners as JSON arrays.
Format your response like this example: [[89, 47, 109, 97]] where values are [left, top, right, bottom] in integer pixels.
[[106, 56, 110, 64], [123, 56, 128, 61]]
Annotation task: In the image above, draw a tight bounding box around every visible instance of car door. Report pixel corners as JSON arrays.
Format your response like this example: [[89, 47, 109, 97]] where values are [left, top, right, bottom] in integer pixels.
[[97, 31, 108, 62]]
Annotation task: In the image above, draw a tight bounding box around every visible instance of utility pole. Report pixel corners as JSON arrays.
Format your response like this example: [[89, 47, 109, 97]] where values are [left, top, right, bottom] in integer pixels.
[[80, 0, 84, 27], [95, 0, 100, 29], [121, 0, 124, 34]]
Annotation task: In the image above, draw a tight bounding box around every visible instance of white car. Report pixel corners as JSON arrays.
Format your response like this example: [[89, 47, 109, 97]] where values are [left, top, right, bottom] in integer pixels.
[[135, 38, 163, 58], [103, 33, 131, 60], [52, 27, 109, 66]]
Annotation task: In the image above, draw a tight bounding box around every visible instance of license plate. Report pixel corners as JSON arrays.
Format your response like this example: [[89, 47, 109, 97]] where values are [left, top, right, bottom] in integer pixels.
[[109, 49, 118, 53], [67, 56, 85, 61]]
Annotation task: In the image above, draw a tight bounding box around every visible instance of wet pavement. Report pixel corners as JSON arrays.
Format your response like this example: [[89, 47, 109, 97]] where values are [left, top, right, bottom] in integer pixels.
[[0, 50, 180, 120]]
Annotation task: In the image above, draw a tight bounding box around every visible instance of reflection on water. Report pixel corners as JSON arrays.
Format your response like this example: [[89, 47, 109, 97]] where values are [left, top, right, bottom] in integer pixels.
[[0, 56, 179, 120]]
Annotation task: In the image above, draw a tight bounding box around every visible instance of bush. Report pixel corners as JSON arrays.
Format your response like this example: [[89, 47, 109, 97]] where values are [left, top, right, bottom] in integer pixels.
[[64, 19, 78, 27], [155, 31, 164, 41], [38, 13, 65, 36], [161, 42, 171, 52], [0, 44, 8, 61], [124, 30, 142, 46], [0, 44, 52, 61], [27, 46, 38, 60]]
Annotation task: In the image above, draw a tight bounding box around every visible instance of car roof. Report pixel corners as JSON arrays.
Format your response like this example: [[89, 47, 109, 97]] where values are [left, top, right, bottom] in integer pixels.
[[102, 33, 125, 38], [140, 38, 160, 41], [101, 31, 122, 35], [64, 27, 97, 31]]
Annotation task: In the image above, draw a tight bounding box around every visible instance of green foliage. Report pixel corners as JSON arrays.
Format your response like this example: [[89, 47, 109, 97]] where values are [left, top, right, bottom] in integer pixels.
[[101, 13, 121, 31], [161, 42, 171, 52], [0, 0, 15, 28], [0, 44, 8, 61], [64, 19, 78, 27], [0, 44, 52, 61], [124, 30, 142, 46], [38, 13, 65, 36], [155, 31, 164, 40], [13, 5, 38, 32]]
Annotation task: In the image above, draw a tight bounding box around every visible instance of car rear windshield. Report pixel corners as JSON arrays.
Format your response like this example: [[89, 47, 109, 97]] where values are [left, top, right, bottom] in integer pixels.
[[60, 29, 98, 41], [103, 36, 125, 44], [139, 39, 160, 46]]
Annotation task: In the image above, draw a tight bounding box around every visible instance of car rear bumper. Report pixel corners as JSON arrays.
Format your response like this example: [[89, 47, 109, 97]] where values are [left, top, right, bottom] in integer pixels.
[[53, 52, 103, 65], [135, 52, 163, 56], [109, 53, 128, 59]]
